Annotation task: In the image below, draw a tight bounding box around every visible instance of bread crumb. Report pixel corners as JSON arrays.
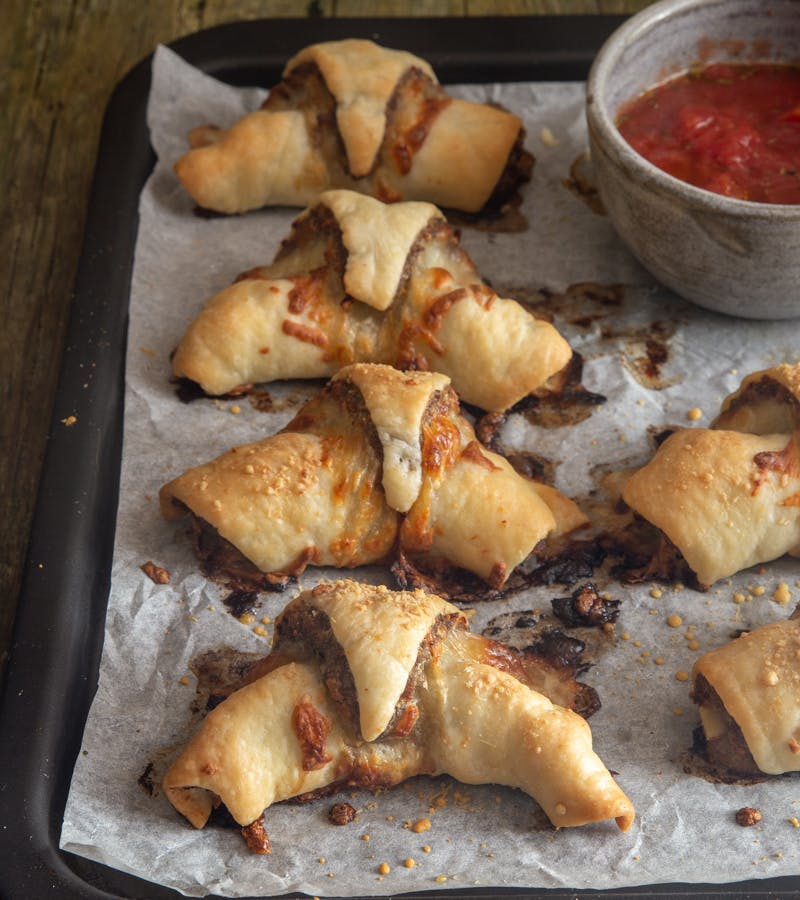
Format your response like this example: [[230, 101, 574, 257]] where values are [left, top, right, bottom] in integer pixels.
[[239, 612, 256, 626], [540, 126, 558, 146], [378, 862, 390, 875], [141, 560, 170, 584], [667, 614, 683, 628], [773, 582, 791, 605], [61, 415, 77, 426], [751, 585, 766, 597], [649, 588, 663, 599], [687, 407, 702, 421], [412, 818, 431, 833], [403, 858, 416, 869], [230, 404, 241, 414], [788, 817, 799, 828], [621, 632, 631, 640], [179, 676, 189, 685], [253, 626, 268, 637], [675, 670, 689, 682], [736, 807, 762, 827], [733, 592, 746, 604]]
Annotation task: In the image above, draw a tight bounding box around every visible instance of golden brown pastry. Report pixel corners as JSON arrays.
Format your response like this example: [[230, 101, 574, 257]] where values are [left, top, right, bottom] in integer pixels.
[[692, 607, 800, 776], [160, 364, 586, 594], [163, 581, 635, 848], [171, 189, 572, 413], [174, 39, 532, 214], [622, 364, 800, 587]]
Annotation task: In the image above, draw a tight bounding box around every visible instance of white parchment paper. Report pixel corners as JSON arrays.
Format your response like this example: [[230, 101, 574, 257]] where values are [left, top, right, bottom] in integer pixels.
[[60, 44, 800, 897]]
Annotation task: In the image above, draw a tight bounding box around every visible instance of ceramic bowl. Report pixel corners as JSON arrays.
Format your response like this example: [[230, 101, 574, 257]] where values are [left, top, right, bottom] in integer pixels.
[[586, 0, 800, 319]]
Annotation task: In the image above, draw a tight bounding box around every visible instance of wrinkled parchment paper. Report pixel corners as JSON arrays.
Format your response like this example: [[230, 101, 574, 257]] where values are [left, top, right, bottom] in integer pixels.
[[60, 44, 800, 898]]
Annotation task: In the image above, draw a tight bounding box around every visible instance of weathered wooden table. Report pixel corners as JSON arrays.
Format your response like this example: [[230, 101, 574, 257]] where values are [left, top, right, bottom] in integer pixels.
[[0, 0, 653, 684]]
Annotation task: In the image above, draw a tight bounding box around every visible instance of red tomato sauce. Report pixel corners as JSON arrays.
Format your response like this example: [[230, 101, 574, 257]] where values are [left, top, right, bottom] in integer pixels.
[[617, 63, 800, 204]]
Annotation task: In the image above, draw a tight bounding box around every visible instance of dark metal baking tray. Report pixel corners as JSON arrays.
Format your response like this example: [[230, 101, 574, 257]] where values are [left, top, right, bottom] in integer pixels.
[[1, 14, 797, 900]]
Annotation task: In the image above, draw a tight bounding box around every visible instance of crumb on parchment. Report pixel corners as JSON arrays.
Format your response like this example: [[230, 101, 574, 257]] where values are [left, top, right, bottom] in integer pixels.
[[736, 807, 762, 827]]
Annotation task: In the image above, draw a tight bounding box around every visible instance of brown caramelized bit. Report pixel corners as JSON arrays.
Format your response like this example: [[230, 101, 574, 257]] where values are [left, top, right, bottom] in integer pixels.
[[389, 703, 420, 738], [503, 450, 556, 484], [735, 807, 762, 827], [491, 638, 598, 712], [291, 697, 333, 771], [137, 762, 156, 797], [526, 629, 590, 675], [563, 151, 605, 214], [242, 815, 271, 854], [281, 319, 328, 347], [141, 560, 170, 585], [222, 590, 260, 619], [552, 583, 620, 628], [472, 353, 605, 436], [392, 89, 452, 175], [391, 551, 507, 604], [526, 540, 607, 587], [173, 376, 208, 404], [753, 433, 800, 487], [189, 514, 296, 594], [328, 801, 357, 826], [460, 440, 500, 471]]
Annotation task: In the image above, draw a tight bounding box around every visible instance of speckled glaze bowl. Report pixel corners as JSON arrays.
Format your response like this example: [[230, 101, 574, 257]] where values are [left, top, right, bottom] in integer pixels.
[[586, 0, 800, 319]]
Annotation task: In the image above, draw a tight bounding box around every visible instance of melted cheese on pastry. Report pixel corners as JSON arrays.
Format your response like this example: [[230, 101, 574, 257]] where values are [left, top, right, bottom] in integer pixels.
[[161, 364, 581, 589], [174, 39, 528, 214], [623, 429, 800, 587], [163, 581, 634, 838], [171, 190, 571, 412]]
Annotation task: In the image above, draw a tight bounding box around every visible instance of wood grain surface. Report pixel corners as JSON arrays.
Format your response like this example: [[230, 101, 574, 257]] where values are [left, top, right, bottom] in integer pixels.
[[0, 0, 654, 683]]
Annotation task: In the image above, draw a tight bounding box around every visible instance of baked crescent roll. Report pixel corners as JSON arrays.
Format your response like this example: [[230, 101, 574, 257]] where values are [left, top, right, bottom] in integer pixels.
[[171, 190, 572, 412], [692, 608, 800, 775], [622, 364, 800, 587], [163, 581, 634, 847], [160, 364, 586, 593], [712, 363, 800, 434], [174, 39, 532, 214]]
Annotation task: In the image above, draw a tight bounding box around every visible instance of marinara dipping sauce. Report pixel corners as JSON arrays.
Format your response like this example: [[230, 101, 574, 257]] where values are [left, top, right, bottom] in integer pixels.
[[617, 63, 800, 204]]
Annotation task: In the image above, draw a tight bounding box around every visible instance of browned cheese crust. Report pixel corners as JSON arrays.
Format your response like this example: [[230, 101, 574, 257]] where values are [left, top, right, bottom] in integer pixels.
[[622, 363, 800, 587], [171, 191, 572, 412], [174, 39, 533, 215], [160, 364, 586, 596], [162, 581, 634, 849]]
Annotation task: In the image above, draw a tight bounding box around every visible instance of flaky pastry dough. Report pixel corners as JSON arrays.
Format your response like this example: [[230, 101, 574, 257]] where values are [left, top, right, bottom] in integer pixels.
[[160, 364, 586, 593], [171, 190, 572, 412], [622, 364, 800, 587], [692, 607, 800, 775], [174, 39, 531, 214], [163, 581, 634, 847]]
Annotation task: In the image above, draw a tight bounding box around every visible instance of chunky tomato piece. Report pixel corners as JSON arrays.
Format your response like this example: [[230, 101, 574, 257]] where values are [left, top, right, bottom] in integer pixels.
[[617, 63, 800, 204]]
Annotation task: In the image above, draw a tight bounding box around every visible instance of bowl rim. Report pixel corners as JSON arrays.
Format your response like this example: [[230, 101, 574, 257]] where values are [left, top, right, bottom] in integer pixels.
[[586, 0, 800, 219]]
